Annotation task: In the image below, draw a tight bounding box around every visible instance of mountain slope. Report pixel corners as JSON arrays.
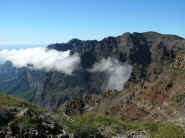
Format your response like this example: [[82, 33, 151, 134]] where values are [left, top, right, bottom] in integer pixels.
[[0, 94, 71, 137], [34, 31, 185, 109], [59, 33, 185, 125], [0, 31, 184, 110], [0, 62, 46, 100], [0, 31, 185, 137], [0, 94, 184, 138]]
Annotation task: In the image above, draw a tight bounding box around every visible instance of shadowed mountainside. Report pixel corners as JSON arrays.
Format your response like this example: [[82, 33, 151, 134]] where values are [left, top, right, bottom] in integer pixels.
[[0, 31, 184, 110], [0, 31, 185, 137]]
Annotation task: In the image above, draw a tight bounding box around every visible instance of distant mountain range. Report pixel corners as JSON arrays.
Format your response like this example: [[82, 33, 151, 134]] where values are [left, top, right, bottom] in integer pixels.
[[0, 31, 185, 124]]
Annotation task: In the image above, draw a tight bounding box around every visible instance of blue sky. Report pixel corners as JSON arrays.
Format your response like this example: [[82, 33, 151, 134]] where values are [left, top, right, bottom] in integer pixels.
[[0, 0, 184, 47]]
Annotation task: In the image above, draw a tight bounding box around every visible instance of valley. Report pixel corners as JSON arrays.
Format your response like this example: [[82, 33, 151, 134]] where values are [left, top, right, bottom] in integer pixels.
[[0, 32, 185, 138]]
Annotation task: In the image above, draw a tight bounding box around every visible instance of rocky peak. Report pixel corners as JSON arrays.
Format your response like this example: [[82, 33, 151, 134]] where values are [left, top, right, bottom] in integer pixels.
[[1, 32, 185, 110]]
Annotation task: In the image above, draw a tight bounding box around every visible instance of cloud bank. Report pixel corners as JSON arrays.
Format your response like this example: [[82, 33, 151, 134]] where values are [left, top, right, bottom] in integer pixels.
[[0, 48, 132, 91], [0, 48, 80, 75], [89, 58, 132, 91]]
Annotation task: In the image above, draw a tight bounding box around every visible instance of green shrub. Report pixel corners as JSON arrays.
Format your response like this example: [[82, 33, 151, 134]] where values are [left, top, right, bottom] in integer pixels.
[[63, 112, 185, 137]]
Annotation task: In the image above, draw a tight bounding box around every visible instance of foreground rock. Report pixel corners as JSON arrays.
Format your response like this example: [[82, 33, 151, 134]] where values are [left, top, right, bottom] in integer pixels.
[[0, 94, 70, 138], [0, 94, 184, 138]]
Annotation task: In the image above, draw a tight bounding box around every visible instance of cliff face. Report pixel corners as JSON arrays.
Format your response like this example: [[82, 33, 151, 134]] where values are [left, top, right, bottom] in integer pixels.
[[0, 62, 46, 101], [35, 32, 185, 109], [0, 32, 184, 111], [58, 33, 185, 124], [0, 31, 185, 137]]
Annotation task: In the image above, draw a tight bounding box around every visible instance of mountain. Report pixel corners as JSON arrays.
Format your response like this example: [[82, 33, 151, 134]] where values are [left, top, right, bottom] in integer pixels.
[[0, 31, 184, 112], [0, 93, 184, 138], [35, 31, 185, 109], [0, 62, 46, 100], [0, 31, 185, 137], [57, 32, 185, 124]]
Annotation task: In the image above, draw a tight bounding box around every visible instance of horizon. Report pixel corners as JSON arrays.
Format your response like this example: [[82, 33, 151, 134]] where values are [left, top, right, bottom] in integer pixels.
[[0, 31, 184, 49], [0, 44, 46, 50], [0, 0, 184, 47]]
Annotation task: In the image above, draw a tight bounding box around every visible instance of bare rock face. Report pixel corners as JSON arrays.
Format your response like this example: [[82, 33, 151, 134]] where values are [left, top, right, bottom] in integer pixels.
[[0, 31, 185, 112], [31, 32, 185, 109], [0, 31, 185, 137], [56, 32, 185, 125]]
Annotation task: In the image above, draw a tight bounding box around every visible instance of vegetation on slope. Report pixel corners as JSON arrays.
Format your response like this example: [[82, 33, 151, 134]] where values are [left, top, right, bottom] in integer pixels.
[[0, 94, 185, 137], [55, 110, 185, 137]]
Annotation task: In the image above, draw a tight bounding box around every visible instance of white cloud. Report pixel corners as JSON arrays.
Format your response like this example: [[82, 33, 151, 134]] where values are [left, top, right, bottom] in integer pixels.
[[0, 48, 80, 75], [89, 58, 132, 91]]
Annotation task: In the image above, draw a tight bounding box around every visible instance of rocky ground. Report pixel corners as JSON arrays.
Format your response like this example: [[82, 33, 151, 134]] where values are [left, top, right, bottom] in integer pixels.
[[60, 49, 185, 126], [0, 32, 185, 137], [0, 94, 71, 138], [0, 94, 185, 138]]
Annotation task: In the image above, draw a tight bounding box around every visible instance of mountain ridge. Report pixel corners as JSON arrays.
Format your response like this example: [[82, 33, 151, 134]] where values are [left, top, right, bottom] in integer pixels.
[[0, 31, 185, 137], [0, 31, 184, 109]]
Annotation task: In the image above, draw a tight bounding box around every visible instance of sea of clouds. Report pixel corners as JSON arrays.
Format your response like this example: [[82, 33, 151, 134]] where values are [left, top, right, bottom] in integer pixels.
[[0, 48, 80, 75], [0, 48, 132, 91]]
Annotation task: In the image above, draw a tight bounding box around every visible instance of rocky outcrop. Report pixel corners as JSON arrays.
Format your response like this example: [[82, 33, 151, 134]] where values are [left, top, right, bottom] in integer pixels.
[[0, 94, 70, 138], [31, 32, 185, 109], [0, 32, 184, 110], [0, 32, 185, 137], [61, 50, 185, 126]]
